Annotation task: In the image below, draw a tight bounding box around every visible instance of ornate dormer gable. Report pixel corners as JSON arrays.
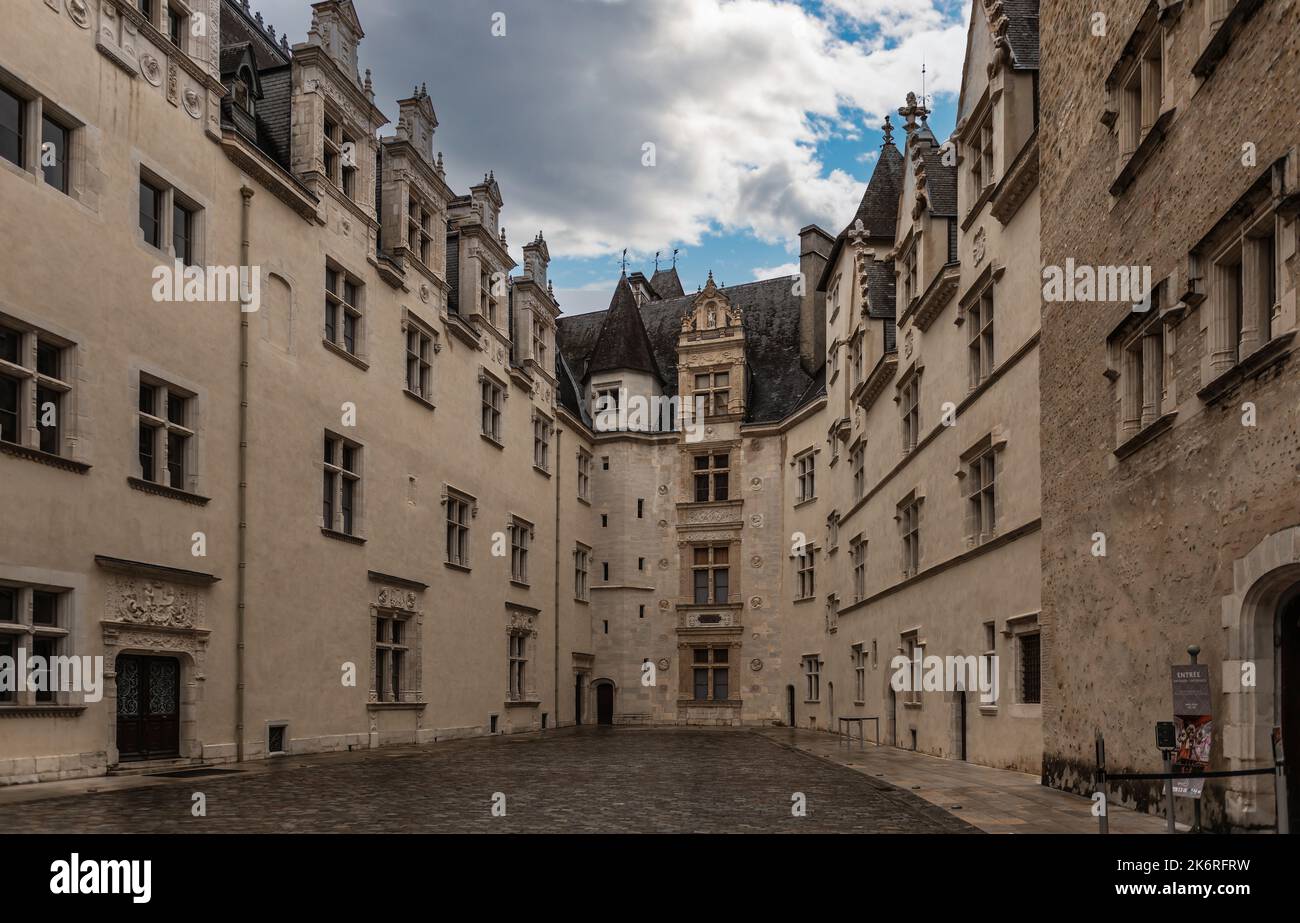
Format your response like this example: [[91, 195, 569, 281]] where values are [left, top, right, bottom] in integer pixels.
[[291, 2, 388, 223], [471, 172, 504, 237], [307, 0, 366, 87], [522, 232, 551, 289], [676, 273, 746, 423], [395, 84, 438, 165], [681, 273, 742, 339]]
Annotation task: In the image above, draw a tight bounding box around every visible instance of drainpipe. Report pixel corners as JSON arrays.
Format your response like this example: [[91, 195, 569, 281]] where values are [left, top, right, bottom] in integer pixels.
[[236, 184, 254, 762], [553, 427, 562, 727]]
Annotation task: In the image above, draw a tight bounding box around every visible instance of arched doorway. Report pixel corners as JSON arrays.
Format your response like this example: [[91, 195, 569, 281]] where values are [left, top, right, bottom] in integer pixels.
[[786, 684, 796, 727], [1279, 592, 1300, 831], [1220, 526, 1300, 830], [596, 682, 614, 726]]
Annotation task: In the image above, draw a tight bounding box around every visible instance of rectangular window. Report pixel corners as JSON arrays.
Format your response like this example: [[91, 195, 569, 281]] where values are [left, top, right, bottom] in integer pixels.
[[851, 537, 867, 601], [0, 583, 68, 707], [900, 374, 920, 454], [405, 325, 433, 400], [139, 178, 162, 248], [323, 433, 361, 535], [692, 452, 730, 502], [137, 376, 194, 490], [374, 615, 411, 703], [0, 85, 23, 169], [172, 200, 195, 267], [508, 633, 528, 701], [166, 4, 186, 48], [1020, 633, 1041, 704], [1, 321, 73, 455], [851, 443, 865, 499], [533, 415, 552, 471], [41, 115, 69, 194], [796, 548, 815, 600], [692, 545, 730, 605], [693, 370, 731, 417], [852, 643, 866, 702], [407, 196, 435, 266], [323, 114, 357, 198], [900, 498, 921, 578], [796, 451, 815, 502], [510, 520, 530, 584], [904, 634, 922, 705], [967, 290, 994, 388], [691, 647, 730, 701], [324, 265, 363, 356], [445, 493, 470, 567], [804, 655, 821, 702], [574, 545, 590, 600], [480, 376, 504, 442], [531, 315, 548, 368], [966, 448, 996, 542], [577, 450, 591, 500]]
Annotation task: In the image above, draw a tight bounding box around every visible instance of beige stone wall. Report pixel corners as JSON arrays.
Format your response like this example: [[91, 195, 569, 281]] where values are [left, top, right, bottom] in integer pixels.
[[1039, 0, 1300, 830]]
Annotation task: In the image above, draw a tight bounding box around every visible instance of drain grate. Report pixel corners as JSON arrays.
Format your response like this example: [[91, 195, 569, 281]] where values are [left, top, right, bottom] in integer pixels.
[[148, 768, 246, 779]]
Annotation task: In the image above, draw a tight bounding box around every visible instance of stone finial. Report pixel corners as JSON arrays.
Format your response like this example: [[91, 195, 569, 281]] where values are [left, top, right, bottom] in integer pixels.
[[281, 34, 290, 52], [898, 91, 929, 133], [363, 69, 372, 93], [268, 24, 276, 39], [881, 114, 894, 146]]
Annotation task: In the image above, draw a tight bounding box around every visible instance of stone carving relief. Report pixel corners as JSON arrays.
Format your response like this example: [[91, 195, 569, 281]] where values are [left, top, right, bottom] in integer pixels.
[[677, 530, 736, 545], [140, 53, 161, 86], [749, 514, 763, 528], [67, 0, 91, 28], [507, 609, 538, 635], [682, 507, 739, 525], [750, 658, 763, 672], [183, 86, 202, 119], [749, 596, 763, 609], [973, 226, 987, 265], [750, 555, 763, 568], [107, 577, 203, 629], [750, 477, 762, 490], [376, 587, 418, 611]]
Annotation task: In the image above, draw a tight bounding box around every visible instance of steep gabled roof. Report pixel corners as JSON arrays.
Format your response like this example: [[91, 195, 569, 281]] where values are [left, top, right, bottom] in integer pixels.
[[558, 275, 817, 425], [851, 141, 904, 238], [650, 266, 685, 299], [919, 142, 958, 217], [585, 274, 664, 382]]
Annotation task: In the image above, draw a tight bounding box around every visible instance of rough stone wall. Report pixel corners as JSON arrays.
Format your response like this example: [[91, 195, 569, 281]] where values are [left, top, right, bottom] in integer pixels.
[[1039, 0, 1300, 829]]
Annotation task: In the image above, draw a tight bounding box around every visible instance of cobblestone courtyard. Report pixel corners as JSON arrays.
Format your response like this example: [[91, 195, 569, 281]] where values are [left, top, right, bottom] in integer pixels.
[[0, 729, 977, 833]]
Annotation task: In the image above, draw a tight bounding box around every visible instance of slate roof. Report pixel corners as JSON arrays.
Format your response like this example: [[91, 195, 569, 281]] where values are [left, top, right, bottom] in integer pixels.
[[919, 141, 958, 217], [558, 275, 820, 425], [219, 2, 294, 169], [650, 266, 685, 298], [866, 258, 898, 354], [850, 142, 904, 238], [1000, 0, 1040, 71], [585, 275, 664, 382]]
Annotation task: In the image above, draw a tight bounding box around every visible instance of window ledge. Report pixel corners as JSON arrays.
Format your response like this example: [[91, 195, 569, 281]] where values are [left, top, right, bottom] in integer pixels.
[[510, 579, 531, 590], [793, 596, 817, 605], [978, 705, 999, 716], [1197, 331, 1296, 406], [577, 496, 591, 506], [574, 597, 590, 606], [793, 496, 818, 509], [1193, 0, 1265, 80], [0, 441, 91, 474], [127, 476, 211, 505], [1114, 410, 1178, 460], [444, 312, 481, 348], [480, 433, 504, 450], [320, 527, 366, 545], [1109, 107, 1176, 198], [367, 701, 426, 711], [0, 705, 87, 718], [444, 561, 472, 573], [902, 701, 923, 710], [504, 698, 542, 709], [321, 338, 370, 371], [403, 389, 436, 411], [532, 465, 551, 478], [961, 183, 997, 232]]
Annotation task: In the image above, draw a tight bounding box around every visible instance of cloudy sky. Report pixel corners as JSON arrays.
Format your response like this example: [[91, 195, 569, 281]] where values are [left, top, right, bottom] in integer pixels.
[[251, 0, 968, 312]]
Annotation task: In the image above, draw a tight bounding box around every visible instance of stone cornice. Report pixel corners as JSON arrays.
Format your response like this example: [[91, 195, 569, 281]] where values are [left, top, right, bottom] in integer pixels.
[[94, 555, 220, 586], [989, 131, 1039, 225]]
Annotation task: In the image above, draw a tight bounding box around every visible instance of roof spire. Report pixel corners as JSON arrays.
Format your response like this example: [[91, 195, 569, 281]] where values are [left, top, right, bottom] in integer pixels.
[[654, 250, 661, 272], [620, 248, 628, 275], [672, 247, 679, 269]]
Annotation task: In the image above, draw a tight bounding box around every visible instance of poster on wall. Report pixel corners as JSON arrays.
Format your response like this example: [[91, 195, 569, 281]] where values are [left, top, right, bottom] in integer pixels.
[[1171, 664, 1213, 799]]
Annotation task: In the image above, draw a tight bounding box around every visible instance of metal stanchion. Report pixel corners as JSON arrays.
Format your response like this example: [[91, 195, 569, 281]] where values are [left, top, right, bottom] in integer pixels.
[[1096, 731, 1109, 835]]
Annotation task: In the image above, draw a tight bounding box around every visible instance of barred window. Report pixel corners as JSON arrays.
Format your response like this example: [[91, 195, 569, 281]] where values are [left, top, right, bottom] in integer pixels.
[[1020, 633, 1041, 705]]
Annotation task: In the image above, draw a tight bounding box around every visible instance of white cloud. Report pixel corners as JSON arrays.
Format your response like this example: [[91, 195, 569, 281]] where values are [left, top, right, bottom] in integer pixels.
[[751, 262, 801, 281], [252, 0, 965, 262]]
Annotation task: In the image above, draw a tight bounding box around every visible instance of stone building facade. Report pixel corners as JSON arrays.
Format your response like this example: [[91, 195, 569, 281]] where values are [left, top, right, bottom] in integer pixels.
[[0, 0, 1055, 786], [1039, 0, 1300, 830]]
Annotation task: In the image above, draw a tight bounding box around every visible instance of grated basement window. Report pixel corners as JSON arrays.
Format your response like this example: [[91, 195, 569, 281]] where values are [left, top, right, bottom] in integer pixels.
[[1020, 634, 1041, 704]]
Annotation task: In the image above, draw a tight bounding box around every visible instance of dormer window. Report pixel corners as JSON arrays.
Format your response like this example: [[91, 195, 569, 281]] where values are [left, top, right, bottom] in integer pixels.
[[166, 3, 189, 51], [323, 114, 357, 199], [233, 67, 254, 116], [407, 196, 434, 267]]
